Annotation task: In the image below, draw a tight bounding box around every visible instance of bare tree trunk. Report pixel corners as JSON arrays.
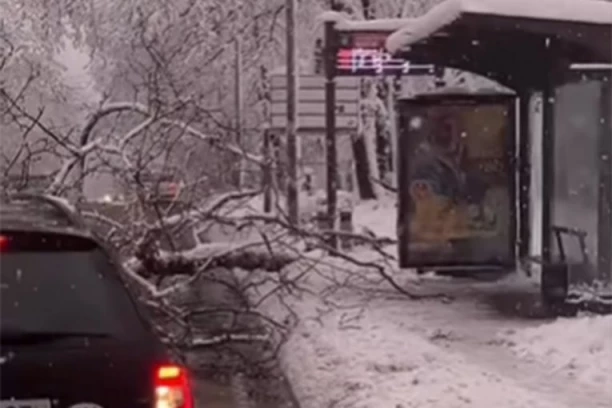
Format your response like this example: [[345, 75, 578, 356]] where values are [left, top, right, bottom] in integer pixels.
[[353, 135, 376, 198], [350, 0, 379, 200]]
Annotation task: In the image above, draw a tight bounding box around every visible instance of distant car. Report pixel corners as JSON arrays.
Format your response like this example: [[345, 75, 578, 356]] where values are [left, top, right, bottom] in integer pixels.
[[0, 193, 194, 408], [112, 166, 185, 203], [141, 170, 183, 202]]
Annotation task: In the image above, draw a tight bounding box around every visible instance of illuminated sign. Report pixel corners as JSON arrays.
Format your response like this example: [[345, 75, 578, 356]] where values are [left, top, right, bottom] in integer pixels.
[[334, 31, 435, 76], [336, 48, 435, 76]]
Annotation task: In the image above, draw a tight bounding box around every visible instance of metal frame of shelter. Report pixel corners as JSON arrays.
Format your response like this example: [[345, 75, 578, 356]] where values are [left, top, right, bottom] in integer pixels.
[[322, 0, 612, 301]]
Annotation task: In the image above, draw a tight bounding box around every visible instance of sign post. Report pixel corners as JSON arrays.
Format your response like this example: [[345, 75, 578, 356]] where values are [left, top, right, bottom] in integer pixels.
[[324, 20, 338, 249], [270, 76, 359, 129]]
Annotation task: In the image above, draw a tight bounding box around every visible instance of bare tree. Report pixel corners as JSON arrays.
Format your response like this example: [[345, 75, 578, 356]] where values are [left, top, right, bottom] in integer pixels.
[[0, 1, 92, 188]]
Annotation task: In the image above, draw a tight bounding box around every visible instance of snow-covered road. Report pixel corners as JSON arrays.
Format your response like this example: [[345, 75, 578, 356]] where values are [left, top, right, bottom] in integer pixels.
[[250, 253, 611, 408]]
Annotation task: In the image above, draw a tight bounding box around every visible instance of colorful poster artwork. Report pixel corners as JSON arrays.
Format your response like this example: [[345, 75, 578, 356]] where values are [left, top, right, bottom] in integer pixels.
[[403, 102, 513, 265]]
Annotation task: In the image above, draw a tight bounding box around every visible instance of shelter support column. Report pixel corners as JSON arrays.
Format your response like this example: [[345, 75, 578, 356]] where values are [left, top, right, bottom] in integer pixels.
[[541, 85, 555, 263], [597, 77, 611, 282], [518, 94, 531, 262]]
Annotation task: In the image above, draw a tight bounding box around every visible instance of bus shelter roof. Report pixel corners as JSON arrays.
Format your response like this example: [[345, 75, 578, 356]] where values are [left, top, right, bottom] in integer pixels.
[[381, 0, 612, 88]]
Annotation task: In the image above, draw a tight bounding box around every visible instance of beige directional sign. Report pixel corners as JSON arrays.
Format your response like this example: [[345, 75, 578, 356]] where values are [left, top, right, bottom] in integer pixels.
[[270, 75, 360, 130]]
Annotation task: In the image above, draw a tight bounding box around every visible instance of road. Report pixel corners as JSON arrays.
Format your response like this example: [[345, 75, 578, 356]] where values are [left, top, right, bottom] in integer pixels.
[[165, 268, 299, 408], [193, 379, 234, 408]]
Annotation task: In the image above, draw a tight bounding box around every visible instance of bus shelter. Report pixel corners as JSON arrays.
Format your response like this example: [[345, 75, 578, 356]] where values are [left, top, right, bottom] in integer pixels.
[[379, 0, 612, 301]]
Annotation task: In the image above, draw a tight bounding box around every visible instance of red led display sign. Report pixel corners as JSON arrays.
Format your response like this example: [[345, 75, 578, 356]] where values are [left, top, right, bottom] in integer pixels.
[[334, 31, 435, 76]]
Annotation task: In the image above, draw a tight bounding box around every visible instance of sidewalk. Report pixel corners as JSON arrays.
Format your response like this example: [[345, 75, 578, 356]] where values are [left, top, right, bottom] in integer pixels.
[[246, 199, 611, 408], [251, 250, 610, 407]]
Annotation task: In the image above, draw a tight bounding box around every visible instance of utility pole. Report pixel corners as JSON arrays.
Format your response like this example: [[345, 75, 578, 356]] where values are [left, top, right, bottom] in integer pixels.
[[234, 37, 244, 188], [286, 0, 299, 224], [598, 68, 611, 282]]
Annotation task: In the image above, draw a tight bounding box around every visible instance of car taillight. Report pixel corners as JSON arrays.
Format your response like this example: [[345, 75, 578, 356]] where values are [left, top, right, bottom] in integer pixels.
[[167, 182, 181, 200], [0, 232, 95, 252], [154, 364, 194, 408], [0, 235, 9, 251]]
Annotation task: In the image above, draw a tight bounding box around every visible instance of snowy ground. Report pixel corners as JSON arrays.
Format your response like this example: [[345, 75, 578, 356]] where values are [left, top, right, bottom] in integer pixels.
[[241, 198, 611, 408], [503, 313, 612, 389]]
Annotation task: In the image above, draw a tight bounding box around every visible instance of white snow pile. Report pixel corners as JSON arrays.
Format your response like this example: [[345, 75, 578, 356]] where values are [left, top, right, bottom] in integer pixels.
[[352, 195, 396, 239], [502, 314, 612, 388]]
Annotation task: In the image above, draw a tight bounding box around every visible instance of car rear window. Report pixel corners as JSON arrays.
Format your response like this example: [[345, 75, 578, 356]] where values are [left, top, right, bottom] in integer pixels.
[[0, 231, 148, 339]]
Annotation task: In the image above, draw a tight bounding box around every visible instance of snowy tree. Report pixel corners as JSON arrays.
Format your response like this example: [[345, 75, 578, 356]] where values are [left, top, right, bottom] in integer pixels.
[[2, 0, 284, 196], [0, 0, 93, 184], [54, 0, 294, 194]]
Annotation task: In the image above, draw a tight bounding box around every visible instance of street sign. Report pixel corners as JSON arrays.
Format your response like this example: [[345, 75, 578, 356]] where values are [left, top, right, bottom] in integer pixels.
[[270, 75, 360, 89], [270, 74, 360, 130], [271, 88, 360, 102], [271, 115, 358, 129], [271, 101, 358, 115]]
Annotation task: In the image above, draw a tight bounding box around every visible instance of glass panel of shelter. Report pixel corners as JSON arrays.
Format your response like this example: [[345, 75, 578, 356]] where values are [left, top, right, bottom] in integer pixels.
[[549, 70, 611, 286], [551, 78, 601, 284]]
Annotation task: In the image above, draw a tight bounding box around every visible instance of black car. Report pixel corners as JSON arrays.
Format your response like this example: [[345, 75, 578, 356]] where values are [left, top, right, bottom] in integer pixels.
[[0, 193, 194, 408]]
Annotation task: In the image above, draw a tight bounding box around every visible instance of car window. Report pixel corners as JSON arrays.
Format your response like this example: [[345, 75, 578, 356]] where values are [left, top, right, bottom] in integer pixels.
[[0, 238, 148, 340]]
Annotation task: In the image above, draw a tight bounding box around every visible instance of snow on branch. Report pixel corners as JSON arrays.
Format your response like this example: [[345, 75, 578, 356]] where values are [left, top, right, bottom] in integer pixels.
[[158, 189, 263, 231], [156, 117, 263, 164], [44, 99, 263, 193]]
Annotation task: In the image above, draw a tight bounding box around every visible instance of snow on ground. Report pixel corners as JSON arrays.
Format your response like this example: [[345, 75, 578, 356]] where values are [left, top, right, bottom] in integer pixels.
[[249, 252, 575, 408], [352, 195, 396, 239], [503, 314, 612, 389], [241, 198, 611, 408]]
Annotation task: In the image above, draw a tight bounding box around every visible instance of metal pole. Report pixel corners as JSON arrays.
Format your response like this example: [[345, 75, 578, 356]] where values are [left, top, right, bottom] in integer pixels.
[[285, 0, 299, 225], [263, 130, 272, 212], [541, 82, 554, 263], [597, 74, 611, 282], [260, 66, 272, 212], [234, 38, 244, 188], [324, 20, 338, 249], [518, 94, 531, 264]]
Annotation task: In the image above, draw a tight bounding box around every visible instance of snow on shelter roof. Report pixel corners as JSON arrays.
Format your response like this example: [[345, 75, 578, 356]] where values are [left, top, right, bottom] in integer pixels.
[[385, 0, 612, 53], [318, 11, 415, 31]]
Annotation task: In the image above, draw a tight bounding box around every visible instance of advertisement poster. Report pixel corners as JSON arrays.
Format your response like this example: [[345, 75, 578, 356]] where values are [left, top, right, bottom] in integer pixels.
[[398, 98, 515, 267]]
